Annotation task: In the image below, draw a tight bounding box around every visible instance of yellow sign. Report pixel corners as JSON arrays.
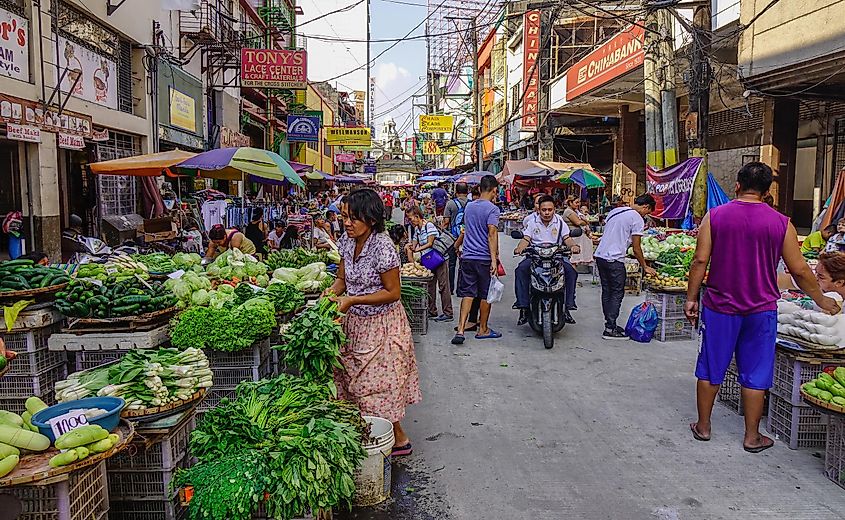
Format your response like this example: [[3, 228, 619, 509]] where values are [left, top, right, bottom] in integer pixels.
[[342, 145, 372, 152], [326, 127, 372, 147], [169, 88, 196, 133], [422, 141, 442, 155], [419, 115, 455, 133]]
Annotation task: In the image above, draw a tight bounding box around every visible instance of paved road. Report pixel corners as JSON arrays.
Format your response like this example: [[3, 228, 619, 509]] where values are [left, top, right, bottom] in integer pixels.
[[339, 234, 845, 520]]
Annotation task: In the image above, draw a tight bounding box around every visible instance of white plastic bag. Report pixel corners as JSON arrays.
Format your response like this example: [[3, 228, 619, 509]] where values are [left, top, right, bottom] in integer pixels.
[[486, 276, 505, 304]]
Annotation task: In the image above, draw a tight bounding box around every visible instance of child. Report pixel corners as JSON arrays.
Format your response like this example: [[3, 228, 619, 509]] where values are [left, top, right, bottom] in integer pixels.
[[803, 224, 837, 254]]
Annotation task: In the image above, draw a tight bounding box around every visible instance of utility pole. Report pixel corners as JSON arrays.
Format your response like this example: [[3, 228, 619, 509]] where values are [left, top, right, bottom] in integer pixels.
[[366, 0, 371, 132], [643, 10, 663, 170], [687, 3, 711, 217], [470, 16, 482, 172], [658, 9, 678, 166]]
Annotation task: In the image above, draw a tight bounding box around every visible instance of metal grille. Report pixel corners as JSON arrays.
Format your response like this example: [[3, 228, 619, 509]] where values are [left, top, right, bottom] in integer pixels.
[[833, 117, 845, 176], [96, 132, 139, 217], [708, 102, 764, 137], [57, 1, 119, 59], [118, 40, 132, 113], [0, 0, 25, 16]]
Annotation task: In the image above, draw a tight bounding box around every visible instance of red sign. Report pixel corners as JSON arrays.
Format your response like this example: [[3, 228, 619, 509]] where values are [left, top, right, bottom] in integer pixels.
[[521, 11, 541, 131], [241, 49, 307, 89], [335, 153, 355, 164], [58, 132, 85, 150], [7, 123, 40, 143], [566, 24, 645, 100]]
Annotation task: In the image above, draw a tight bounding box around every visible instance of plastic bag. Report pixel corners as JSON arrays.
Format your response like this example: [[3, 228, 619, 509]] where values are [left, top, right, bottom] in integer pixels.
[[625, 302, 659, 343], [487, 276, 505, 304]]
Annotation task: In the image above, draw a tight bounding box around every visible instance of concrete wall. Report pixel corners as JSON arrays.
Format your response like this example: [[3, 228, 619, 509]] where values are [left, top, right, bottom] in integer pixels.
[[708, 145, 758, 194]]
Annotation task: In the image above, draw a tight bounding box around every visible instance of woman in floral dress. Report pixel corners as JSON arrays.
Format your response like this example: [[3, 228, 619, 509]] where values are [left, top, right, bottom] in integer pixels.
[[325, 188, 421, 456]]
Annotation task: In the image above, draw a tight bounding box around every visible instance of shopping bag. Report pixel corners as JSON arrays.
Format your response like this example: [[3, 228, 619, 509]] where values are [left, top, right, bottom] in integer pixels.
[[487, 276, 505, 304], [420, 249, 446, 271], [625, 302, 659, 343]]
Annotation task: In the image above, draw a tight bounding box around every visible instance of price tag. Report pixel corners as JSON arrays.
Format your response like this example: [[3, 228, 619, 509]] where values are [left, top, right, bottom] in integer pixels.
[[47, 409, 89, 439], [168, 269, 186, 279]]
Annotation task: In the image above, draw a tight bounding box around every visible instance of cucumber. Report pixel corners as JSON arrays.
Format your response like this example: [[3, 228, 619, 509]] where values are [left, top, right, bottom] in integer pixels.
[[72, 302, 91, 317], [1, 259, 34, 267], [111, 303, 141, 316], [113, 295, 151, 306]]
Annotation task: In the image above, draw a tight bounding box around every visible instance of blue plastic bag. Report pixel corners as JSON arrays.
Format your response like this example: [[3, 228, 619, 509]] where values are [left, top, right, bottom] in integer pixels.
[[625, 302, 659, 343]]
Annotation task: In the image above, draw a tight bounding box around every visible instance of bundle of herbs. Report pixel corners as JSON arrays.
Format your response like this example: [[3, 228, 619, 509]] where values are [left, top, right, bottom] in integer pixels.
[[170, 296, 276, 352], [175, 375, 367, 520], [264, 282, 306, 314], [274, 298, 345, 383]]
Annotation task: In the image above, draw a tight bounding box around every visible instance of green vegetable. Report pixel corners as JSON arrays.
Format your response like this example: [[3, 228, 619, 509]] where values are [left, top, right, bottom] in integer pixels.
[[0, 454, 18, 477], [171, 298, 276, 352], [803, 383, 823, 398], [264, 283, 305, 314], [834, 367, 845, 386], [0, 442, 19, 459], [73, 446, 90, 460], [818, 390, 834, 402], [833, 396, 845, 407], [0, 424, 50, 451], [275, 298, 344, 384], [86, 437, 115, 453], [55, 425, 109, 450], [0, 411, 22, 428], [25, 396, 48, 416], [49, 450, 79, 468], [831, 383, 845, 399]]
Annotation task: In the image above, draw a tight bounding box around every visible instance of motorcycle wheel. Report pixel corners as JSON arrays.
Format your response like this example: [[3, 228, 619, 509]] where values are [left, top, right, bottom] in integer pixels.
[[542, 308, 554, 349]]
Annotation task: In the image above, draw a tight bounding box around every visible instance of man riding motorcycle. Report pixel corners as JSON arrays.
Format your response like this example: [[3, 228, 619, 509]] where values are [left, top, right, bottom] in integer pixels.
[[514, 195, 580, 326]]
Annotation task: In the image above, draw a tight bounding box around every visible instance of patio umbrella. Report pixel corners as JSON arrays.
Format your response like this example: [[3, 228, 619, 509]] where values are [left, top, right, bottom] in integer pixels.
[[89, 150, 197, 177], [173, 147, 305, 187], [557, 167, 605, 189], [450, 170, 493, 185]]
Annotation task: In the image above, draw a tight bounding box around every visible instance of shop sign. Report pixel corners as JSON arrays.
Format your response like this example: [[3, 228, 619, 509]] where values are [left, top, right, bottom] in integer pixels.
[[58, 132, 85, 150], [91, 128, 109, 141], [419, 115, 454, 134], [0, 7, 29, 82], [57, 36, 118, 110], [7, 123, 40, 143], [335, 153, 355, 163], [169, 87, 196, 132], [646, 157, 702, 219], [0, 94, 92, 137], [521, 10, 541, 131], [566, 24, 644, 100], [159, 125, 204, 150], [342, 145, 371, 152], [287, 115, 320, 142], [241, 48, 307, 89], [422, 140, 442, 155], [220, 126, 250, 147], [326, 126, 371, 147]]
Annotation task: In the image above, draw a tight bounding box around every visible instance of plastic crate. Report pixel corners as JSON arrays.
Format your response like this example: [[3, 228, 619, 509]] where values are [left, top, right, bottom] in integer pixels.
[[109, 497, 186, 520], [825, 414, 845, 491], [408, 307, 429, 337], [770, 349, 845, 407], [0, 363, 67, 399], [7, 461, 108, 520], [108, 457, 192, 501], [74, 350, 127, 372], [1, 323, 66, 375], [645, 290, 688, 320], [766, 392, 827, 449], [654, 316, 696, 342], [625, 272, 642, 296], [204, 338, 271, 368], [196, 387, 238, 419], [717, 361, 744, 415], [108, 413, 195, 471], [210, 357, 273, 390]]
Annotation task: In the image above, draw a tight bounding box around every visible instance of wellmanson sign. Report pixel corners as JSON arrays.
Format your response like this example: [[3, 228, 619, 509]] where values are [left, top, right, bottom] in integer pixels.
[[566, 24, 645, 100]]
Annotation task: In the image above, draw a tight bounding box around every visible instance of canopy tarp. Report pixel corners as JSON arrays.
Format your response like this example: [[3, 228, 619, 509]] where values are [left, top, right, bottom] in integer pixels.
[[822, 169, 845, 229], [288, 161, 313, 174], [173, 147, 305, 187], [449, 171, 493, 185], [421, 167, 454, 176], [89, 150, 196, 177], [499, 160, 595, 185]]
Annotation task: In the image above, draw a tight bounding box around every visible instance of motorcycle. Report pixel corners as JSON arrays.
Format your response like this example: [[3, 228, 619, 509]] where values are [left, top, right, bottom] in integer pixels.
[[511, 227, 582, 349]]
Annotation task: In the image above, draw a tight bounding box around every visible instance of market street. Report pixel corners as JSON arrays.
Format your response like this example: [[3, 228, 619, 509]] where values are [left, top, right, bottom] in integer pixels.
[[342, 234, 845, 520]]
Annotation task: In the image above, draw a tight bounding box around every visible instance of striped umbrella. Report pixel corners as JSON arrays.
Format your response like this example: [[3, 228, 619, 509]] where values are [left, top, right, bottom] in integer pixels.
[[557, 167, 605, 189], [173, 147, 305, 187]]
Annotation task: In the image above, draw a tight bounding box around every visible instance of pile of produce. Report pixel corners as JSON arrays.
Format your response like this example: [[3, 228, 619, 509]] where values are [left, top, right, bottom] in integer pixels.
[[400, 262, 432, 278], [55, 348, 211, 409], [75, 253, 151, 281], [174, 375, 367, 520], [170, 297, 276, 352], [271, 262, 334, 293], [266, 248, 341, 270], [654, 248, 694, 280], [0, 259, 69, 292], [56, 277, 176, 318], [205, 249, 269, 286], [0, 397, 120, 476], [263, 283, 306, 314], [801, 367, 845, 406], [644, 272, 687, 290], [634, 234, 697, 261], [165, 271, 214, 308], [275, 297, 345, 382], [131, 252, 177, 274], [172, 252, 204, 271]]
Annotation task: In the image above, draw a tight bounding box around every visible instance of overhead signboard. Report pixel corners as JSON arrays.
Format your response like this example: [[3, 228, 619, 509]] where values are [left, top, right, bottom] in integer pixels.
[[566, 24, 645, 100], [57, 36, 118, 110], [220, 126, 250, 147], [169, 87, 196, 132], [58, 132, 85, 150], [7, 123, 41, 143], [422, 140, 442, 155], [335, 153, 355, 163], [0, 7, 28, 82], [287, 115, 320, 142], [326, 126, 371, 147], [0, 94, 92, 137], [521, 10, 541, 131], [241, 48, 307, 89], [419, 115, 454, 134]]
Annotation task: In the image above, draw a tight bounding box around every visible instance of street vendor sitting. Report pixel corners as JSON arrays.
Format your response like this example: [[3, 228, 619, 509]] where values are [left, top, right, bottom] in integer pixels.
[[802, 224, 837, 254], [824, 218, 845, 253], [204, 224, 256, 260]]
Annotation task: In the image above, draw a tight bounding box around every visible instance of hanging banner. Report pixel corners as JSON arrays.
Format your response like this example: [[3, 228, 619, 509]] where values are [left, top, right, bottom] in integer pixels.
[[241, 49, 307, 89], [7, 123, 41, 143], [58, 132, 85, 150], [422, 140, 442, 155], [91, 128, 109, 141], [521, 10, 541, 131], [0, 94, 92, 137], [169, 87, 196, 132], [335, 153, 355, 163], [220, 126, 250, 147], [57, 36, 118, 110], [646, 157, 703, 219], [287, 115, 320, 142], [566, 24, 645, 100], [0, 7, 28, 82], [419, 115, 454, 134], [326, 127, 371, 147]]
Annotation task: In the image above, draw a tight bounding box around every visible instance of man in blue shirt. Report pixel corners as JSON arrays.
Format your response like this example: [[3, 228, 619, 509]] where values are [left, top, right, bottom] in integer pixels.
[[452, 175, 501, 344], [432, 184, 449, 217]]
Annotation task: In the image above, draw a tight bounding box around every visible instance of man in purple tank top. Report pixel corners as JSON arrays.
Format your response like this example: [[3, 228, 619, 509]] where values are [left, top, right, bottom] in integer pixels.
[[685, 162, 838, 453]]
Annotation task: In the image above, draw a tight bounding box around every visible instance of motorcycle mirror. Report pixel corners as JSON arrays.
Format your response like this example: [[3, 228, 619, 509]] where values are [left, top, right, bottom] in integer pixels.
[[510, 230, 524, 240], [569, 227, 583, 238]]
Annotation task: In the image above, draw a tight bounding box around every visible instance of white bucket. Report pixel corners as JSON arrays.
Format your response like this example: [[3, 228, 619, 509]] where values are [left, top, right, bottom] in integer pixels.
[[353, 415, 394, 506]]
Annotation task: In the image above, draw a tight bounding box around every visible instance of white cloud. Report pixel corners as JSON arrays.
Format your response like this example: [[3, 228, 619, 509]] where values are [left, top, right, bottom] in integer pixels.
[[375, 63, 409, 89]]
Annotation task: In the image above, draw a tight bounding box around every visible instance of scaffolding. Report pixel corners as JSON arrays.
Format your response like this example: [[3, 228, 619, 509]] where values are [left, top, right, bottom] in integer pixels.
[[427, 0, 504, 74]]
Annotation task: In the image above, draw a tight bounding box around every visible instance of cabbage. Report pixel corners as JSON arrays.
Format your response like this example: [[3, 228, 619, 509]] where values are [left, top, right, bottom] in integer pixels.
[[191, 289, 210, 306], [273, 267, 299, 283], [217, 284, 235, 294], [327, 250, 341, 264], [256, 274, 269, 287], [296, 262, 325, 281], [208, 291, 235, 309], [219, 266, 233, 279], [206, 264, 221, 277], [171, 280, 191, 300], [245, 261, 268, 277], [295, 279, 320, 292]]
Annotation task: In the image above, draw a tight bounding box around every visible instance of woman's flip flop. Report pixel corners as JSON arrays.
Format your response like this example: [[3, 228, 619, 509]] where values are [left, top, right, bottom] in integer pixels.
[[476, 329, 502, 340]]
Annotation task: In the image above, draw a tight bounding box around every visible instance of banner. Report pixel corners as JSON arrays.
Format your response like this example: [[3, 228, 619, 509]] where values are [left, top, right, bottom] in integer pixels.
[[326, 127, 371, 147], [0, 7, 28, 82], [566, 24, 644, 100], [241, 49, 307, 89], [57, 36, 118, 110], [287, 115, 320, 142], [521, 10, 541, 131], [419, 115, 454, 133], [58, 132, 85, 150], [335, 153, 355, 164], [7, 123, 40, 143], [0, 93, 92, 137], [646, 157, 703, 219], [169, 87, 196, 132]]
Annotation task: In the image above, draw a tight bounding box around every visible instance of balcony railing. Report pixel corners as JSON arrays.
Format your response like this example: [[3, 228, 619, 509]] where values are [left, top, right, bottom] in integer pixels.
[[180, 0, 238, 45]]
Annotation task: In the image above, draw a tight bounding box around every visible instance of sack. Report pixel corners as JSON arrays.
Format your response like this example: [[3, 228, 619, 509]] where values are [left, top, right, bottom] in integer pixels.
[[487, 276, 505, 303], [625, 302, 659, 343], [420, 249, 446, 271], [433, 230, 456, 255], [450, 198, 466, 237]]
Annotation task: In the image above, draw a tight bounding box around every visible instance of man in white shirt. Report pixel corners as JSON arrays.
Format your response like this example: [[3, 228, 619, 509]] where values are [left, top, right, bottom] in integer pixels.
[[594, 194, 657, 339], [267, 220, 286, 250], [513, 195, 581, 326]]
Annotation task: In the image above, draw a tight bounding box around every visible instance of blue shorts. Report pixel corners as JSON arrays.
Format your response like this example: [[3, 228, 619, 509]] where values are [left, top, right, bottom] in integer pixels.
[[694, 306, 777, 390], [457, 259, 492, 299]]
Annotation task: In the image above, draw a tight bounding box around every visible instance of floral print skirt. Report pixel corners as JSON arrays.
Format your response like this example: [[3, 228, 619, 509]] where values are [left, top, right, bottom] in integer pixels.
[[335, 301, 421, 423]]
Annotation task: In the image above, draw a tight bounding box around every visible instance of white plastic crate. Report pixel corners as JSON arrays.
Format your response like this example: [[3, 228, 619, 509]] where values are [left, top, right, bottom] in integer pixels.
[[7, 461, 109, 520]]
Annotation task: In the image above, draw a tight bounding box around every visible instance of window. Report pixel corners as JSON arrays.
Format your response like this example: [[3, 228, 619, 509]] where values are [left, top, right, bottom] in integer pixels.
[[307, 141, 318, 151], [323, 140, 329, 156], [512, 82, 521, 111]]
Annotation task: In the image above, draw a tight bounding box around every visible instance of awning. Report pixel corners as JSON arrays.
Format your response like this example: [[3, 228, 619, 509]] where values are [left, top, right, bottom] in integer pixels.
[[420, 167, 454, 176], [499, 160, 596, 185], [89, 150, 197, 177], [289, 161, 313, 174]]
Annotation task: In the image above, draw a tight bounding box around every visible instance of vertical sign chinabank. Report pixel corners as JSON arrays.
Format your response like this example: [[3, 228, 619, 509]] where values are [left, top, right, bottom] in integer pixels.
[[521, 10, 541, 132]]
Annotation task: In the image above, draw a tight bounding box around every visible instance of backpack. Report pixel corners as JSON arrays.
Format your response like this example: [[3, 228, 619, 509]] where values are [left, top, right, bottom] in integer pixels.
[[450, 198, 465, 237]]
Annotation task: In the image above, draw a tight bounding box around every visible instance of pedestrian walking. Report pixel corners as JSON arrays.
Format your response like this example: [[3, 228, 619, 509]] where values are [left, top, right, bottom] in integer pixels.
[[432, 183, 448, 217], [443, 182, 469, 293], [685, 162, 838, 453], [452, 175, 501, 344], [405, 207, 453, 321], [593, 194, 657, 339]]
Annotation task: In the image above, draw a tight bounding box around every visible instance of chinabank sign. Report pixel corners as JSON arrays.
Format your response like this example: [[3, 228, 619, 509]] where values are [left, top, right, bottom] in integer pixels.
[[286, 115, 320, 143]]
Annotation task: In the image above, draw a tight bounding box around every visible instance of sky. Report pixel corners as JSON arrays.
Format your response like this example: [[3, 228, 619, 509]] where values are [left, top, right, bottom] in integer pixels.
[[297, 0, 429, 139]]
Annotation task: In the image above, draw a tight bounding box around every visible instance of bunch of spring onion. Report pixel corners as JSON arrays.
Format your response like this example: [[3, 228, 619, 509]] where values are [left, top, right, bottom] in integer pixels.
[[54, 348, 212, 409]]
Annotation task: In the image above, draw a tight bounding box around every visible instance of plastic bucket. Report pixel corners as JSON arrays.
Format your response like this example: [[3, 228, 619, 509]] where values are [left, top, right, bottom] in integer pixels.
[[353, 416, 394, 506]]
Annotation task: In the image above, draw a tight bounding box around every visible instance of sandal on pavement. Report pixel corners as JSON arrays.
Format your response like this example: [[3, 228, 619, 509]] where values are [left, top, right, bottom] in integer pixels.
[[392, 443, 413, 456], [743, 436, 774, 453], [451, 334, 465, 345], [454, 324, 478, 332], [690, 423, 710, 442], [476, 329, 502, 340]]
